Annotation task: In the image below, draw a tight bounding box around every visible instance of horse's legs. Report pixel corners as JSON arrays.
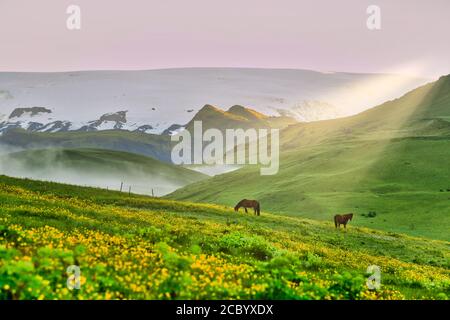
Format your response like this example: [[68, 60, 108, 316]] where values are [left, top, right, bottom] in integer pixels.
[[244, 208, 248, 213]]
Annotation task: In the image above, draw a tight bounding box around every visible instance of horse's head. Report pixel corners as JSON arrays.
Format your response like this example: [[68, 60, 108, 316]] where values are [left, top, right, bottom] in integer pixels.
[[234, 205, 239, 211]]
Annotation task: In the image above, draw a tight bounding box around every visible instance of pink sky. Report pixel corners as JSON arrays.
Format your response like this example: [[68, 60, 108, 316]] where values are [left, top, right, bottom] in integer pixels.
[[0, 0, 449, 77]]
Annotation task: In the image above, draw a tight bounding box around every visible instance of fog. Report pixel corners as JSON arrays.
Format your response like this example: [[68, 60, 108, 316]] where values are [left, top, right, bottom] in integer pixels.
[[186, 164, 241, 176], [0, 145, 199, 196], [0, 143, 23, 155]]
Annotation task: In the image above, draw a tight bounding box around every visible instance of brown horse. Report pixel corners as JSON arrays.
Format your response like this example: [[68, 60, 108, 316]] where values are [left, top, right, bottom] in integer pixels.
[[334, 213, 353, 229], [234, 199, 260, 216]]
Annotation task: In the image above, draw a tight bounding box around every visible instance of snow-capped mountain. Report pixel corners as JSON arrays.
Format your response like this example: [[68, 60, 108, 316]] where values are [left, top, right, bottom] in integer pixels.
[[0, 68, 430, 135], [0, 107, 157, 134]]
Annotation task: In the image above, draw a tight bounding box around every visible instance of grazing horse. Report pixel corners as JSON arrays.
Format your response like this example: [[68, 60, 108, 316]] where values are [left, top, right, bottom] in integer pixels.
[[234, 199, 260, 216], [334, 213, 353, 229]]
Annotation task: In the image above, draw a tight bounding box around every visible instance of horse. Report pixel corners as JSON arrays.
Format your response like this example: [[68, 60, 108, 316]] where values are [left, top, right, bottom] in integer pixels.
[[234, 199, 260, 216], [334, 213, 353, 229]]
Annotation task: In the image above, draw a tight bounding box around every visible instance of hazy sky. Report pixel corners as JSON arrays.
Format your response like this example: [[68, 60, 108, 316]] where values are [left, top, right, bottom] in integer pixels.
[[0, 0, 449, 77]]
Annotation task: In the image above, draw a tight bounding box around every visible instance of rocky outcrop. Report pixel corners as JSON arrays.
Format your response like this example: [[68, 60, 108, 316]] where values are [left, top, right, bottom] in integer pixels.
[[9, 107, 52, 119]]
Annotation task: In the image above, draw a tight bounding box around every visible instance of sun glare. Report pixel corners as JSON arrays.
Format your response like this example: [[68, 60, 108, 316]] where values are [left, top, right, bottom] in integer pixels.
[[325, 61, 431, 116]]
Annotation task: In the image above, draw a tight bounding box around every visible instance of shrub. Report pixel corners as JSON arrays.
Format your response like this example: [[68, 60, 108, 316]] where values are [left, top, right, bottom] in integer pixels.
[[263, 252, 301, 278], [329, 272, 365, 299], [362, 211, 377, 218], [301, 252, 323, 270], [218, 232, 276, 261]]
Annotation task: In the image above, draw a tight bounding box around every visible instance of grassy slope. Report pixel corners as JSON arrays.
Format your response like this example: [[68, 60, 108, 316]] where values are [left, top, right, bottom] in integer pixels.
[[184, 104, 297, 132], [0, 148, 207, 196], [168, 76, 450, 240], [0, 175, 448, 299], [0, 129, 173, 163]]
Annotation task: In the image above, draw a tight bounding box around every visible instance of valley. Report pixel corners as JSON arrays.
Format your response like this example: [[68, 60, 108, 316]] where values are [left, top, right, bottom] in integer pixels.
[[0, 70, 448, 301], [0, 148, 207, 196]]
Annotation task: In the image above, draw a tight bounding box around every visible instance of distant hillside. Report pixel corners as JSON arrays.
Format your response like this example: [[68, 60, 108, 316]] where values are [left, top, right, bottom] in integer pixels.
[[167, 75, 450, 240], [0, 148, 208, 196], [0, 108, 158, 134], [0, 105, 296, 166], [0, 129, 173, 163], [182, 104, 297, 132]]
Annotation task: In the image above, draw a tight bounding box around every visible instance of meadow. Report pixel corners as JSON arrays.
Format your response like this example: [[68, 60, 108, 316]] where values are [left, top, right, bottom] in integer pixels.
[[0, 175, 448, 300], [168, 75, 450, 241]]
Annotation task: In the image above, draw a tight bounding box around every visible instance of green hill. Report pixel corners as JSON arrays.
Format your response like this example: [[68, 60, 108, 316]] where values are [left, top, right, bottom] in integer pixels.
[[183, 104, 297, 132], [0, 148, 207, 196], [167, 75, 450, 240], [0, 106, 296, 165], [0, 129, 173, 163], [0, 175, 448, 299]]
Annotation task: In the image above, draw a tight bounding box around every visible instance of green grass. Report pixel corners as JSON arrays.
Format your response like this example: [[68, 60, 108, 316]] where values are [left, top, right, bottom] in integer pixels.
[[168, 75, 450, 241], [0, 175, 449, 300], [168, 138, 450, 240]]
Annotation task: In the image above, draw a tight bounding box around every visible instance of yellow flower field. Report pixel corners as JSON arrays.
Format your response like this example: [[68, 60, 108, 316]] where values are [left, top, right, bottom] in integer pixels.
[[0, 176, 449, 300]]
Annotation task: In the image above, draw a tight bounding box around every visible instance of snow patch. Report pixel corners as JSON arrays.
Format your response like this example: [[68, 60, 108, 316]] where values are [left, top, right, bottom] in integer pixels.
[[0, 68, 430, 135]]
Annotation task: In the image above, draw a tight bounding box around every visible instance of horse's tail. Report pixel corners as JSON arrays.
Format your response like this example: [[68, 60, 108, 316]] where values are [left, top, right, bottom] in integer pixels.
[[334, 215, 338, 228]]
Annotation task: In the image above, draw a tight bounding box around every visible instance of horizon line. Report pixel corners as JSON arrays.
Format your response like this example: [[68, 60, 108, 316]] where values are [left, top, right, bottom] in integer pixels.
[[0, 66, 437, 79]]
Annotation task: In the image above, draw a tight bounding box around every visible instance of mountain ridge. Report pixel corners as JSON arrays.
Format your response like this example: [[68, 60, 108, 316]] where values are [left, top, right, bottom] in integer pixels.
[[0, 68, 429, 134], [0, 105, 297, 164], [182, 104, 297, 133]]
